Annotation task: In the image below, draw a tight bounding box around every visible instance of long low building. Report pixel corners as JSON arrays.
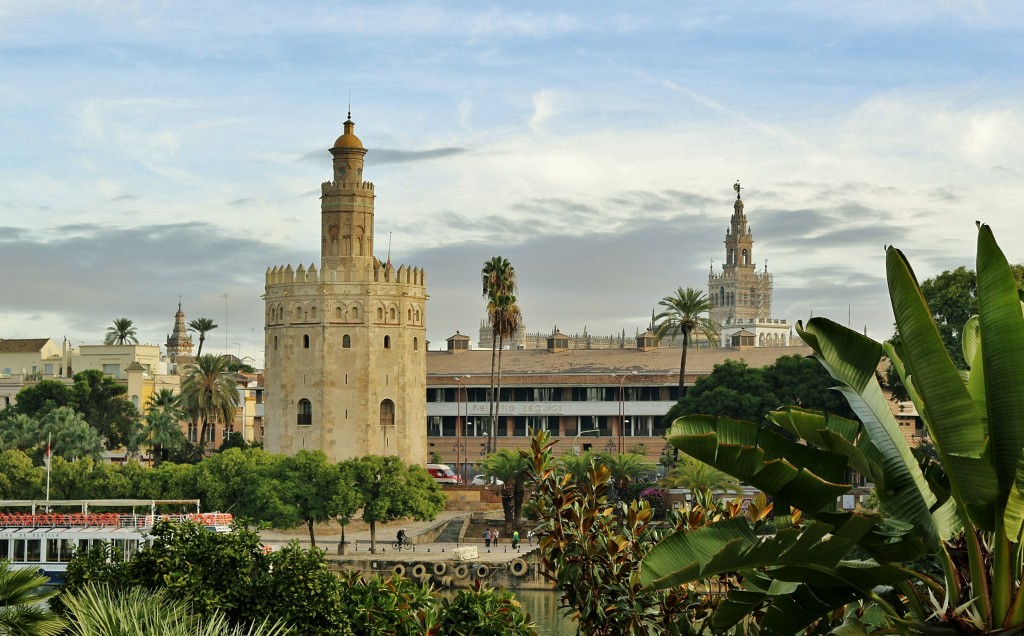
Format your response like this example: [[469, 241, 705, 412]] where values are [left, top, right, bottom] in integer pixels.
[[426, 330, 811, 481]]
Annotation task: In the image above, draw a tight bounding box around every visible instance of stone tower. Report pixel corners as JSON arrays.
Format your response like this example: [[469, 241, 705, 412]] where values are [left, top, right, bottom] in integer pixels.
[[165, 302, 193, 370], [708, 182, 774, 328], [263, 116, 428, 464]]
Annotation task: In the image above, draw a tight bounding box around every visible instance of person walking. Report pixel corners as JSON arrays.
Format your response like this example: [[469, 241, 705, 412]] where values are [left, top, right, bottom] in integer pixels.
[[512, 529, 520, 549], [493, 529, 500, 545], [527, 528, 534, 546], [484, 529, 492, 548]]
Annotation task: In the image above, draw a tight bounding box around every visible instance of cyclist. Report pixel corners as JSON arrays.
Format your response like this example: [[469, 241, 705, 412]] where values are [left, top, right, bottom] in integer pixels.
[[397, 528, 408, 546]]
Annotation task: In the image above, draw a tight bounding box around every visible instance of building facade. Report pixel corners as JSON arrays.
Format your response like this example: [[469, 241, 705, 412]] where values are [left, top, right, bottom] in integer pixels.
[[263, 116, 428, 464], [426, 332, 813, 481]]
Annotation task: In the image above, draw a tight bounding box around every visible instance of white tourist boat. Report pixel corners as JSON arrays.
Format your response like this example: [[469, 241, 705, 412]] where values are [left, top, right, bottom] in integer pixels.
[[0, 499, 233, 584]]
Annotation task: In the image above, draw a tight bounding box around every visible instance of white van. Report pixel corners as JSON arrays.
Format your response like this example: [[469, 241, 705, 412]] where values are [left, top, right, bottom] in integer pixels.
[[426, 463, 461, 485]]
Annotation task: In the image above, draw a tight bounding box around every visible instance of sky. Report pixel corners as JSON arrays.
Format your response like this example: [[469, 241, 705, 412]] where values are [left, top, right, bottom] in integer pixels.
[[2, 1, 1023, 367]]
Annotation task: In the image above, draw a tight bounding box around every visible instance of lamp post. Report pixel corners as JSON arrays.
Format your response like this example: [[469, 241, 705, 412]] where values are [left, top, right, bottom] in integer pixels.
[[616, 371, 637, 454], [455, 376, 470, 484], [573, 428, 601, 455]]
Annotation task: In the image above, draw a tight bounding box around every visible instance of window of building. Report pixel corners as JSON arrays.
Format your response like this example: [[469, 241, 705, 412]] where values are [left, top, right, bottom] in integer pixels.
[[377, 307, 384, 321], [297, 399, 312, 425], [351, 307, 359, 320], [413, 337, 418, 350], [389, 308, 396, 320], [429, 416, 442, 435], [296, 307, 303, 320], [336, 307, 344, 319], [383, 335, 391, 349], [379, 399, 395, 427], [223, 425, 234, 439], [44, 364, 53, 375], [102, 364, 120, 377], [303, 334, 310, 348], [206, 426, 216, 443], [188, 424, 197, 443], [310, 306, 317, 320], [343, 334, 351, 348]]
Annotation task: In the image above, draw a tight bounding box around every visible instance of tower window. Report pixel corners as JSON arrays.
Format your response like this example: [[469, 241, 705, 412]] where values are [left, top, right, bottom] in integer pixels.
[[274, 336, 278, 351], [303, 334, 310, 349], [380, 399, 395, 427], [389, 308, 396, 320], [343, 334, 351, 348], [377, 307, 384, 321], [297, 399, 312, 426], [295, 307, 302, 320], [413, 337, 418, 351], [383, 335, 391, 349]]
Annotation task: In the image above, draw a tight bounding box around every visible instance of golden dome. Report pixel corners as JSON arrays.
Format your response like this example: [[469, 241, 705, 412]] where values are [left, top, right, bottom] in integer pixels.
[[333, 117, 363, 149]]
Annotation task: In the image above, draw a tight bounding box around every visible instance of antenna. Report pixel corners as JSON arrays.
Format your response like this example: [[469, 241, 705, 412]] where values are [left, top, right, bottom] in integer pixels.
[[347, 91, 352, 120]]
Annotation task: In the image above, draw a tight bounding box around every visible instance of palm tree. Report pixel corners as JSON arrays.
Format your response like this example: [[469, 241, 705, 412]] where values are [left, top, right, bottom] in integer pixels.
[[481, 256, 517, 454], [104, 317, 139, 345], [598, 452, 655, 495], [481, 449, 531, 530], [180, 354, 239, 452], [187, 317, 218, 357], [60, 583, 289, 636], [40, 406, 105, 461], [0, 560, 64, 635], [143, 388, 186, 466], [556, 450, 595, 482], [147, 387, 182, 413], [490, 292, 522, 447], [653, 287, 719, 395], [659, 454, 742, 494], [0, 413, 41, 453]]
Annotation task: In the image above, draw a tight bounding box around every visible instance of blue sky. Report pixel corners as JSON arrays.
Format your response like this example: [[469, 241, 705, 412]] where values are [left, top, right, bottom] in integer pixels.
[[2, 2, 1023, 365]]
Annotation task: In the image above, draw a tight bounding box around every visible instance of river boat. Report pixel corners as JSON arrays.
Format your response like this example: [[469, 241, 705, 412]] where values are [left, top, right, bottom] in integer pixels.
[[0, 499, 232, 584]]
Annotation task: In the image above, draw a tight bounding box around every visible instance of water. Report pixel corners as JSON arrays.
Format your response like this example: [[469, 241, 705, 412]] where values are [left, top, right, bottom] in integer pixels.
[[513, 590, 576, 635]]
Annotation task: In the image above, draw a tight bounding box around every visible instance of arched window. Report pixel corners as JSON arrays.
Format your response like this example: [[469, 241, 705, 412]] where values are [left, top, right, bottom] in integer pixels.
[[390, 308, 396, 320], [742, 249, 749, 266], [351, 306, 359, 320], [407, 308, 412, 321], [336, 307, 344, 319], [413, 337, 418, 351], [303, 334, 310, 349], [383, 335, 391, 349], [273, 335, 278, 350], [297, 399, 312, 425], [376, 307, 384, 321], [379, 399, 395, 427], [310, 306, 317, 320], [343, 334, 351, 348]]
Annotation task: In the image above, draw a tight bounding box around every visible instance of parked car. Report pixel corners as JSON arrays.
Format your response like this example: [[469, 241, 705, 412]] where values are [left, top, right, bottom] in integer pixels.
[[426, 463, 462, 485], [470, 475, 504, 486]]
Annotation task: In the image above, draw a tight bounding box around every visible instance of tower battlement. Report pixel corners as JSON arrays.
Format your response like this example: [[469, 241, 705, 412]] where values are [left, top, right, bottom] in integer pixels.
[[321, 180, 374, 195]]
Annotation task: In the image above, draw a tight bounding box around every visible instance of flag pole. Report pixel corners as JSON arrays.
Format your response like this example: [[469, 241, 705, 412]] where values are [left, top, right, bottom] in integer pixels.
[[45, 432, 51, 503]]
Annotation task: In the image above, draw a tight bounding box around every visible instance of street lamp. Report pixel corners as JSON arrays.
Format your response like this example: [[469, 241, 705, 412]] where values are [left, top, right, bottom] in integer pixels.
[[617, 371, 637, 454], [574, 428, 601, 455], [455, 376, 470, 484]]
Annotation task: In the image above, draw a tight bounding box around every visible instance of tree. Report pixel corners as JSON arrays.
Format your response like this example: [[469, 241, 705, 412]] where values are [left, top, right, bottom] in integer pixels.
[[642, 224, 1024, 633], [180, 354, 240, 452], [481, 256, 517, 453], [40, 405, 104, 462], [104, 317, 139, 345], [480, 448, 531, 530], [272, 450, 356, 547], [0, 413, 42, 453], [489, 291, 522, 450], [659, 454, 742, 494], [5, 380, 72, 418], [142, 408, 187, 467], [71, 369, 141, 450], [0, 560, 64, 636], [0, 449, 44, 498], [597, 452, 655, 495], [188, 317, 218, 358], [653, 287, 719, 395], [346, 455, 446, 553]]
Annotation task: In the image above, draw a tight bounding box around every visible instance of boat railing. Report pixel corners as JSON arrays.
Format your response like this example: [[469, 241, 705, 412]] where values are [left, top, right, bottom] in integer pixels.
[[0, 512, 233, 529]]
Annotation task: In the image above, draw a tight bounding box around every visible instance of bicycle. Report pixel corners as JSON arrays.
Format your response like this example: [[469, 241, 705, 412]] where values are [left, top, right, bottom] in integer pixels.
[[391, 537, 413, 551]]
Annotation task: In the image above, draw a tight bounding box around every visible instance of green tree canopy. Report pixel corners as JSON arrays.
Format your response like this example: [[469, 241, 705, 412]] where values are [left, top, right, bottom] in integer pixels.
[[71, 368, 141, 450], [481, 448, 531, 530], [346, 455, 446, 553], [272, 450, 357, 547], [654, 287, 719, 395], [187, 317, 218, 358], [180, 354, 240, 451], [5, 380, 73, 418]]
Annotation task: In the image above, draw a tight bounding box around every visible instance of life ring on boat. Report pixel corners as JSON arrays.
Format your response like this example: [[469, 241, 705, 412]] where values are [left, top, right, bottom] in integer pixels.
[[474, 564, 490, 578], [432, 561, 447, 576], [411, 563, 428, 578], [509, 559, 529, 577], [392, 564, 405, 577], [453, 564, 469, 579], [440, 575, 453, 588]]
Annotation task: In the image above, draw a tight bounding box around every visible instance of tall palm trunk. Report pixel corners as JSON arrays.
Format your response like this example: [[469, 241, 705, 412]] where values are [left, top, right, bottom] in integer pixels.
[[496, 332, 505, 445], [679, 327, 691, 396], [488, 325, 498, 454]]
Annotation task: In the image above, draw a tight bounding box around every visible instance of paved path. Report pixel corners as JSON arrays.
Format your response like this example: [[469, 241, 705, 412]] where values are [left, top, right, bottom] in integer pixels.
[[260, 511, 539, 564]]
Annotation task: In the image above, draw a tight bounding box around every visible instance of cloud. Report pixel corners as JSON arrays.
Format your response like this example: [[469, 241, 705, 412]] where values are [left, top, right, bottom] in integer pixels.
[[367, 147, 468, 165]]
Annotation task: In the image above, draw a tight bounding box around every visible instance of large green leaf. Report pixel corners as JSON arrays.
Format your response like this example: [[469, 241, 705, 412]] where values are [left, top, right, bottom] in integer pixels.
[[667, 415, 850, 514], [797, 318, 943, 548], [976, 224, 1024, 495]]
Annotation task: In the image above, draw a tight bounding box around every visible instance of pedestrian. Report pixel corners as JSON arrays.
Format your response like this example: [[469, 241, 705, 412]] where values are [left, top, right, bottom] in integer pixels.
[[484, 529, 491, 548], [512, 529, 520, 549], [527, 529, 534, 546], [493, 529, 500, 545]]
